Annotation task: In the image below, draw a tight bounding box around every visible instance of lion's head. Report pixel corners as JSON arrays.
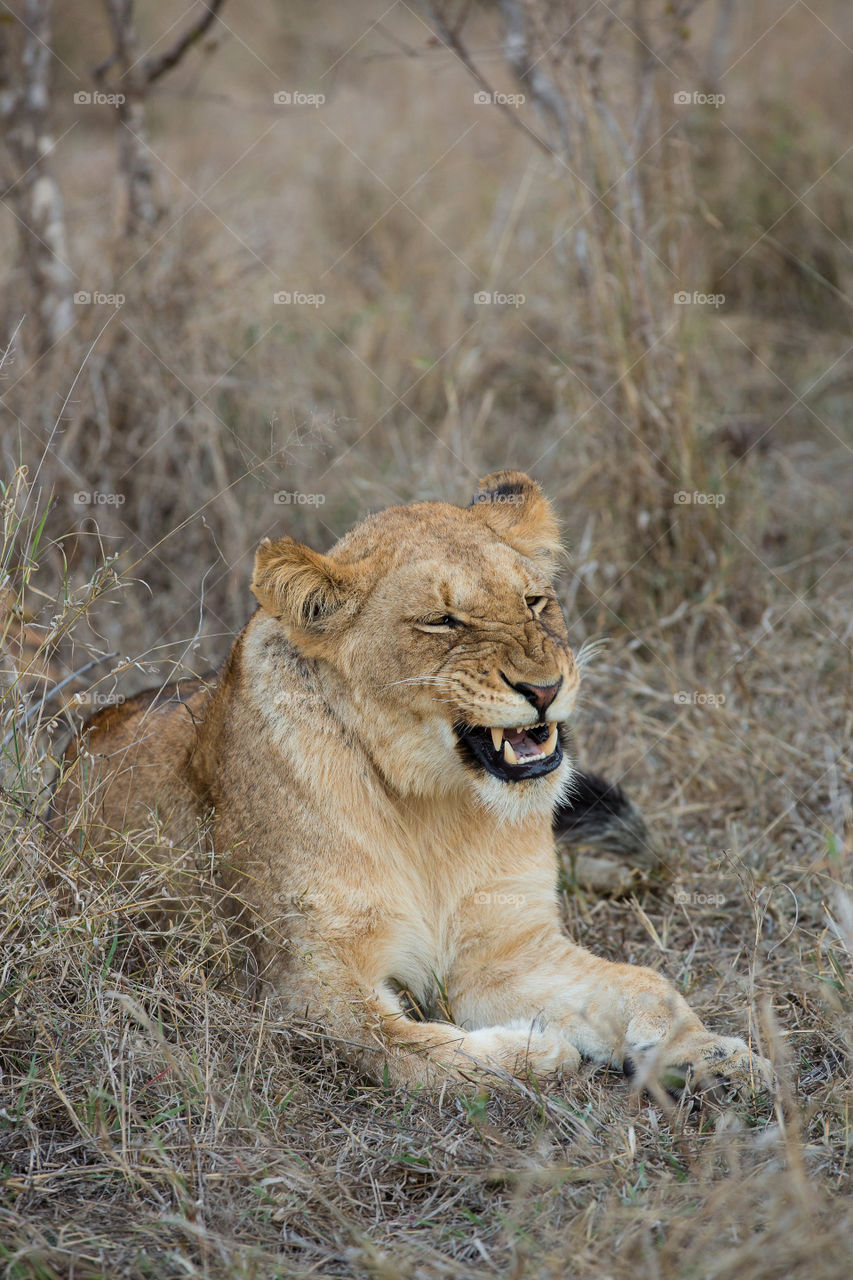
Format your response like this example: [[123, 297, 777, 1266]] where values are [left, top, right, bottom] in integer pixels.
[[251, 471, 579, 820]]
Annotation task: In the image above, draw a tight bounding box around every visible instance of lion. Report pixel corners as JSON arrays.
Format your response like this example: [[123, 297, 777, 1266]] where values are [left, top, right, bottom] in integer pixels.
[[51, 471, 768, 1093]]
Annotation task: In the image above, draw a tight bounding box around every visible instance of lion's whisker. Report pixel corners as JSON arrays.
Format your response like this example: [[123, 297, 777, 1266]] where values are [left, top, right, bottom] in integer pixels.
[[384, 675, 456, 688]]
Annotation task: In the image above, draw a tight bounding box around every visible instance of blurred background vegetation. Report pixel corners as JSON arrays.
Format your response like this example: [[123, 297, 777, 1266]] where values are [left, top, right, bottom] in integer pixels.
[[2, 0, 850, 646]]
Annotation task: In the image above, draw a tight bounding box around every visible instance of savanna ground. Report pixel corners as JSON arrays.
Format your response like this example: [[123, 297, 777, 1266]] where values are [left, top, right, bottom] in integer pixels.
[[1, 1, 852, 1276]]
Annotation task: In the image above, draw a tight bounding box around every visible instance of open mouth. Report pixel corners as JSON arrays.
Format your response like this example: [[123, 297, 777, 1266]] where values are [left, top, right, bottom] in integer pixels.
[[454, 721, 563, 782]]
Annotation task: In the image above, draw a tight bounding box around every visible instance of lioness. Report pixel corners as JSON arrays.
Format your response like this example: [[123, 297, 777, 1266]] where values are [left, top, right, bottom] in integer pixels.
[[53, 472, 767, 1092]]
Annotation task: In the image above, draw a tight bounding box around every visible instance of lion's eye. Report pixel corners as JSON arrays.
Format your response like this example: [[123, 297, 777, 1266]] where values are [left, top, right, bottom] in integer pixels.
[[416, 615, 462, 632], [526, 595, 549, 616]]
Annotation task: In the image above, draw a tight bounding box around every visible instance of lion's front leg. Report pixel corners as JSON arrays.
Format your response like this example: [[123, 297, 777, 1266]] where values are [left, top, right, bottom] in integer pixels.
[[255, 930, 574, 1090], [448, 902, 770, 1093]]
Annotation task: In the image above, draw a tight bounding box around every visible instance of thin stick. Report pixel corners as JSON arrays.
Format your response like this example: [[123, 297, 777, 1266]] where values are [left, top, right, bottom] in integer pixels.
[[2, 652, 118, 746]]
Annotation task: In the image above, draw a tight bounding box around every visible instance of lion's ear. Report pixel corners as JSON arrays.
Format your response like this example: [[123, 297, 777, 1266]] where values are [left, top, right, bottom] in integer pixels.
[[469, 471, 562, 570], [251, 536, 352, 630]]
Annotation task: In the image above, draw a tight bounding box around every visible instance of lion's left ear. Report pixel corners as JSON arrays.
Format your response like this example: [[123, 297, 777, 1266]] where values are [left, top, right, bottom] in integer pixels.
[[468, 471, 562, 571], [251, 536, 355, 633]]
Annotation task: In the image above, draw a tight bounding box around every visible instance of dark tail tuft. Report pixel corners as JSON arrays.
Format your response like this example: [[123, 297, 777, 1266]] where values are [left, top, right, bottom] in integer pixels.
[[553, 769, 661, 866]]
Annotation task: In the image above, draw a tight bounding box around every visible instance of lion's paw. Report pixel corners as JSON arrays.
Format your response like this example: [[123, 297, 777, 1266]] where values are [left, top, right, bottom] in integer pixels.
[[628, 1030, 773, 1098], [459, 1022, 580, 1080]]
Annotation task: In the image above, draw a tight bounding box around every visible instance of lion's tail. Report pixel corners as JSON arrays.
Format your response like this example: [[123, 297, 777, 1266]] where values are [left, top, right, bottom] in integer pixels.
[[552, 769, 662, 867]]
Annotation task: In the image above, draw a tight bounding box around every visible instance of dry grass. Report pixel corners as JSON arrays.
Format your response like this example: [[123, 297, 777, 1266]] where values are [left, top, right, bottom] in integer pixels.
[[1, 1, 852, 1276]]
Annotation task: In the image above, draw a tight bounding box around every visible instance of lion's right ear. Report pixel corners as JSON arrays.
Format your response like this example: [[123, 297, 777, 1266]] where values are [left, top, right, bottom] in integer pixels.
[[469, 470, 562, 572], [251, 536, 351, 630]]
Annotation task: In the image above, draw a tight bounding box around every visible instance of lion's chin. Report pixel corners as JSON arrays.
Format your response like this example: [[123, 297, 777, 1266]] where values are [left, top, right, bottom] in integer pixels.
[[470, 754, 575, 825]]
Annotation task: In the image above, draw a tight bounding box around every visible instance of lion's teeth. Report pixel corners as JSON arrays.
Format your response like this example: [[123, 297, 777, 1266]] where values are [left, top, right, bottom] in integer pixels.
[[490, 727, 503, 753], [543, 723, 558, 755], [503, 740, 518, 766]]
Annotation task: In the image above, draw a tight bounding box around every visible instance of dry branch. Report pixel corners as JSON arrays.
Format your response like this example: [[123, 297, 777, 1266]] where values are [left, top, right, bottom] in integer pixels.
[[96, 1, 227, 235], [93, 0, 227, 87]]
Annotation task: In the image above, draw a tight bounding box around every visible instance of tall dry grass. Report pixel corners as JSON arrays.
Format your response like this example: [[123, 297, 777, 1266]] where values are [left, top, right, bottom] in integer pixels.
[[1, 1, 851, 1276]]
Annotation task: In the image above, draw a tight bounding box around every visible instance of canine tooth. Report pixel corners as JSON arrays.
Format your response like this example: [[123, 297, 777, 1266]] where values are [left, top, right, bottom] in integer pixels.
[[543, 724, 558, 755], [503, 740, 518, 766], [490, 727, 503, 752]]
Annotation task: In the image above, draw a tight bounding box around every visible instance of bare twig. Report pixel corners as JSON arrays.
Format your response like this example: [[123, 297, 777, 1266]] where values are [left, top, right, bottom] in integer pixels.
[[416, 1, 558, 158], [93, 0, 227, 87], [93, 0, 228, 236], [1, 652, 118, 748], [144, 0, 226, 83]]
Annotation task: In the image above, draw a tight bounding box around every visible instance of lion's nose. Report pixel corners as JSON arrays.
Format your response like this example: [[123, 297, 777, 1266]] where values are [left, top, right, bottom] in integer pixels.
[[505, 676, 563, 716]]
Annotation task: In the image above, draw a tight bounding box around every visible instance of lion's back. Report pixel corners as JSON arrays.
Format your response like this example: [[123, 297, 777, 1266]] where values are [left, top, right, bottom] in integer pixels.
[[51, 677, 214, 850]]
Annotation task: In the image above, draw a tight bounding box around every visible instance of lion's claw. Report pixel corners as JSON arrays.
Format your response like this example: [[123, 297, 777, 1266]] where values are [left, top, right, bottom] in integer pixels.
[[628, 1032, 773, 1099]]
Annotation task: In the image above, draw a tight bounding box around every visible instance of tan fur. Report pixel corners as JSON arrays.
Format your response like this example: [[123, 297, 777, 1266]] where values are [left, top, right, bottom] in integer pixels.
[[52, 472, 769, 1092]]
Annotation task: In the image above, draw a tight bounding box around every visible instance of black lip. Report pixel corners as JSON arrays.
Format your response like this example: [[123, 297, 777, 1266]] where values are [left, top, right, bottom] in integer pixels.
[[454, 722, 565, 782]]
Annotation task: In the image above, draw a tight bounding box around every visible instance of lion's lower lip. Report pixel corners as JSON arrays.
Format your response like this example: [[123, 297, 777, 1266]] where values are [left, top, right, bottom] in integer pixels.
[[454, 721, 563, 781]]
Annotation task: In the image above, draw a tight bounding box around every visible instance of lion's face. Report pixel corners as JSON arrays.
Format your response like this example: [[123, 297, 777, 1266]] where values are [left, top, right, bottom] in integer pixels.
[[251, 472, 579, 819]]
